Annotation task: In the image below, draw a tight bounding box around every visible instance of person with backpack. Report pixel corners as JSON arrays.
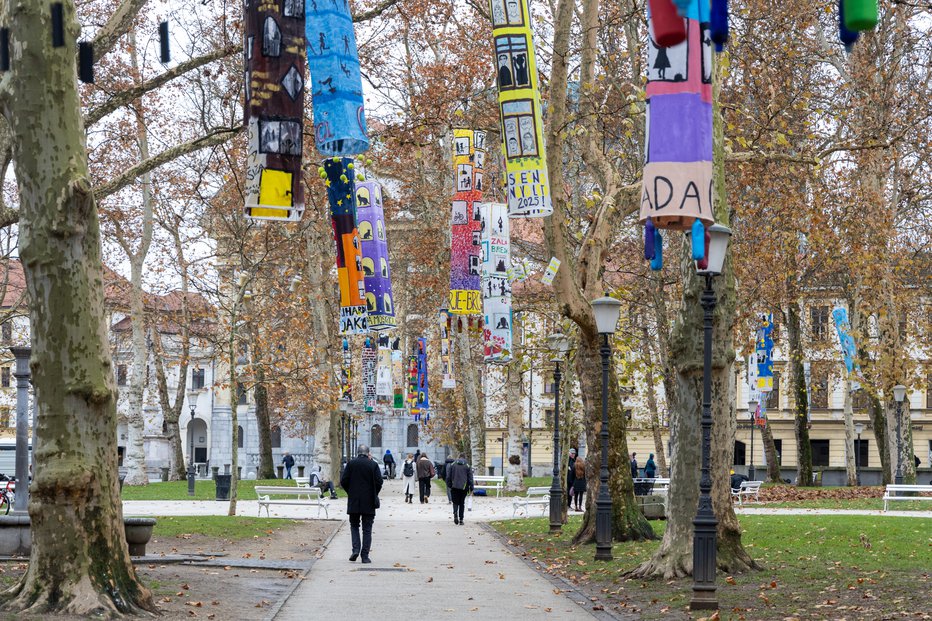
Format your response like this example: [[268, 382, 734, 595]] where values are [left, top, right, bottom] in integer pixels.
[[383, 450, 396, 479], [416, 453, 436, 503], [401, 453, 417, 503], [445, 455, 474, 525]]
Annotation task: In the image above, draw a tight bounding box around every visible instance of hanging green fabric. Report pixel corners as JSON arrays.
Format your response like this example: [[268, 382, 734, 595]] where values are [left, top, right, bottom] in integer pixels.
[[842, 0, 878, 32]]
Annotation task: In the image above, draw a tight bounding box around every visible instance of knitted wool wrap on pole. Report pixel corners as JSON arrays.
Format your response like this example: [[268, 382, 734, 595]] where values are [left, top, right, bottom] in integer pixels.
[[356, 179, 396, 330], [481, 202, 513, 362], [362, 337, 377, 411], [414, 338, 429, 419], [243, 0, 306, 221], [449, 129, 486, 315], [640, 0, 715, 231], [439, 311, 456, 388], [340, 337, 352, 400], [376, 335, 393, 398], [489, 0, 552, 217], [324, 157, 368, 333], [305, 0, 368, 156]]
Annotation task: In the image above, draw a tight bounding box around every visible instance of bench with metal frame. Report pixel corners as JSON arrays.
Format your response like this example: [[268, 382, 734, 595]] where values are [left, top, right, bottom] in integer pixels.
[[731, 480, 762, 505], [882, 484, 932, 512], [255, 485, 330, 518], [511, 486, 551, 517], [473, 475, 505, 497]]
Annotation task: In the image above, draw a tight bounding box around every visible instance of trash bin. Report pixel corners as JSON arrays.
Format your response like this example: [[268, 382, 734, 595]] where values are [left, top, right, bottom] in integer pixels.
[[160, 467, 169, 482], [215, 474, 232, 501], [211, 466, 219, 481]]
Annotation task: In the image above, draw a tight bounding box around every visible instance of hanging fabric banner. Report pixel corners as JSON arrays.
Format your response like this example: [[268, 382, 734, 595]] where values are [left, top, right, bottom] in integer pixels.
[[340, 337, 352, 401], [449, 129, 485, 315], [392, 338, 405, 410], [639, 0, 714, 230], [305, 0, 368, 156], [747, 353, 761, 404], [415, 337, 430, 419], [244, 0, 306, 221], [489, 0, 552, 217], [755, 313, 774, 393], [832, 307, 862, 391], [406, 354, 418, 413], [356, 178, 396, 330], [324, 157, 368, 334], [540, 257, 560, 285], [362, 336, 377, 411], [376, 335, 393, 398], [440, 310, 456, 389], [481, 202, 513, 362]]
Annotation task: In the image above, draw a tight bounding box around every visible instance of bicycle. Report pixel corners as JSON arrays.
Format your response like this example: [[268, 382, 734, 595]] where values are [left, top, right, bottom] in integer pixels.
[[0, 480, 15, 515]]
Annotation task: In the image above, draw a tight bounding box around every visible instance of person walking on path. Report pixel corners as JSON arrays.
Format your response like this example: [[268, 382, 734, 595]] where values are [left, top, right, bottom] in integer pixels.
[[416, 452, 436, 503], [282, 451, 295, 479], [445, 454, 474, 525], [644, 453, 657, 479], [630, 453, 638, 478], [340, 444, 383, 564], [566, 448, 577, 508], [572, 457, 587, 511], [383, 450, 396, 479], [442, 455, 455, 503], [401, 453, 417, 503]]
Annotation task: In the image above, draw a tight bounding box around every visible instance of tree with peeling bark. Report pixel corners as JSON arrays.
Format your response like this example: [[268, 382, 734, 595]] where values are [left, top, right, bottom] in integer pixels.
[[0, 0, 156, 613]]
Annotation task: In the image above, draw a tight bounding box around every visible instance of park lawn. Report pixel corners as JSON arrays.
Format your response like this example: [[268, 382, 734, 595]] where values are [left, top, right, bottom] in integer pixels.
[[758, 497, 930, 511], [150, 515, 303, 540], [493, 514, 930, 619], [121, 478, 345, 501]]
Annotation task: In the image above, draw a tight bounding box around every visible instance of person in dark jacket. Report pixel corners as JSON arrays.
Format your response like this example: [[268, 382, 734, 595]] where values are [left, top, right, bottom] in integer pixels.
[[572, 457, 587, 511], [644, 453, 657, 479], [282, 452, 295, 479], [630, 453, 638, 478], [340, 444, 383, 564], [383, 450, 396, 479], [445, 455, 474, 525], [416, 453, 436, 503], [442, 456, 455, 503], [566, 448, 577, 507]]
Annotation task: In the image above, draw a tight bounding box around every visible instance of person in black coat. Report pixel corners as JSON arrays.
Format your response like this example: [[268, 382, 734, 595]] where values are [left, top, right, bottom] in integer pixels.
[[566, 448, 577, 507], [445, 455, 474, 525], [340, 444, 383, 564]]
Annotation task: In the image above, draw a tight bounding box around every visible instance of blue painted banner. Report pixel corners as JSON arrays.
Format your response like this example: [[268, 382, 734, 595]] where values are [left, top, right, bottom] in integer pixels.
[[755, 313, 774, 393]]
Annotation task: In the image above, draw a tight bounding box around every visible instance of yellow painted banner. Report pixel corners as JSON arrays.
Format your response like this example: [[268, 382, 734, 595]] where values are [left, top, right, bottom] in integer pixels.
[[490, 0, 551, 217]]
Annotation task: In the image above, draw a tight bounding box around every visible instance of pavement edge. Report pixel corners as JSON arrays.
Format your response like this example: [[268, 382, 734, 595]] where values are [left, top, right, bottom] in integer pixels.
[[479, 521, 633, 621], [264, 519, 346, 621]]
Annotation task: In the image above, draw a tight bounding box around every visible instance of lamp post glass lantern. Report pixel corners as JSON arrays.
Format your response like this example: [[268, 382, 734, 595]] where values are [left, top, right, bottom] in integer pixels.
[[893, 385, 906, 485], [690, 224, 730, 611], [547, 332, 570, 533], [590, 295, 621, 561], [187, 389, 199, 496]]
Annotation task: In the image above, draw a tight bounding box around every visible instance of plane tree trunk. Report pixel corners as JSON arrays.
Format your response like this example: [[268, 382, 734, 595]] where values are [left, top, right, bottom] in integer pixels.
[[0, 0, 154, 612]]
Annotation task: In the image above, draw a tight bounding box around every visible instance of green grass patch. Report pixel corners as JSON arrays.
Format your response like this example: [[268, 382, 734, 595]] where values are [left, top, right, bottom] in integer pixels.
[[493, 514, 930, 619], [150, 515, 302, 540], [121, 478, 344, 501], [759, 497, 931, 511]]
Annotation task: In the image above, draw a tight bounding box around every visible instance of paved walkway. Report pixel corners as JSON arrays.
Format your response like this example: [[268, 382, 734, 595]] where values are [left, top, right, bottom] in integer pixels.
[[271, 516, 596, 620]]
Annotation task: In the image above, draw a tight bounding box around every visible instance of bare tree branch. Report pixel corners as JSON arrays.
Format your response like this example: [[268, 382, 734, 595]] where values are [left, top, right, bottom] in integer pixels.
[[353, 0, 402, 22], [94, 125, 242, 200], [92, 0, 150, 60], [86, 46, 238, 126]]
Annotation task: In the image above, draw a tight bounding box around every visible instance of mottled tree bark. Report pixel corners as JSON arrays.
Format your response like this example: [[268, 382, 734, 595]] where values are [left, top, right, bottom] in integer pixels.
[[504, 359, 524, 491], [787, 301, 813, 486], [760, 422, 783, 483], [641, 325, 668, 477], [0, 0, 154, 612], [456, 326, 485, 471], [254, 366, 275, 479]]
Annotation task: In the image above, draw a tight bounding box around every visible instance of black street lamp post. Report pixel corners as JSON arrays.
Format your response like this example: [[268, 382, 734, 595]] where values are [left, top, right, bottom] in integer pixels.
[[690, 223, 732, 612], [893, 385, 906, 485], [854, 422, 864, 486], [548, 332, 570, 533], [590, 295, 621, 562], [747, 400, 757, 481], [187, 389, 199, 497]]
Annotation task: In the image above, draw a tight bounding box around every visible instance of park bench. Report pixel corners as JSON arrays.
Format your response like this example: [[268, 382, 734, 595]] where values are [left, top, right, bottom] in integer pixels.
[[511, 486, 551, 517], [255, 485, 330, 518], [882, 484, 932, 512], [473, 475, 505, 497], [731, 480, 762, 505]]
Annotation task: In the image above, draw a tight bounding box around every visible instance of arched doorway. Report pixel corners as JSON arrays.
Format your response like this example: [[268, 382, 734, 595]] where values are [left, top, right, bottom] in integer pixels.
[[187, 418, 209, 470]]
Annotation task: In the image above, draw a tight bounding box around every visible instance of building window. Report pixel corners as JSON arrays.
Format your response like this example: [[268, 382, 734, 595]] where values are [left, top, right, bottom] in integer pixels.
[[810, 439, 830, 467], [406, 423, 418, 448], [237, 383, 247, 405], [810, 364, 830, 409], [370, 424, 383, 448], [734, 440, 746, 466], [852, 387, 870, 411], [810, 306, 829, 341], [543, 381, 555, 395], [854, 439, 868, 468], [927, 369, 932, 410], [1, 321, 11, 343], [773, 439, 782, 466], [238, 425, 244, 449], [117, 364, 127, 386], [766, 371, 780, 410], [191, 367, 205, 390], [544, 409, 554, 428], [271, 425, 281, 448], [0, 367, 9, 388], [0, 407, 10, 427]]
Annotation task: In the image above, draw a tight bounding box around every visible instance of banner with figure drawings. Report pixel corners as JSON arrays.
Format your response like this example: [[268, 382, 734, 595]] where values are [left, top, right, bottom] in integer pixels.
[[639, 0, 714, 230], [356, 178, 396, 330], [415, 337, 430, 420], [449, 129, 486, 315], [305, 0, 368, 156], [324, 157, 368, 333], [439, 310, 455, 388], [489, 0, 551, 217], [481, 202, 513, 362], [376, 335, 393, 398], [244, 0, 306, 221], [755, 313, 774, 393], [362, 337, 376, 411], [832, 307, 862, 391]]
